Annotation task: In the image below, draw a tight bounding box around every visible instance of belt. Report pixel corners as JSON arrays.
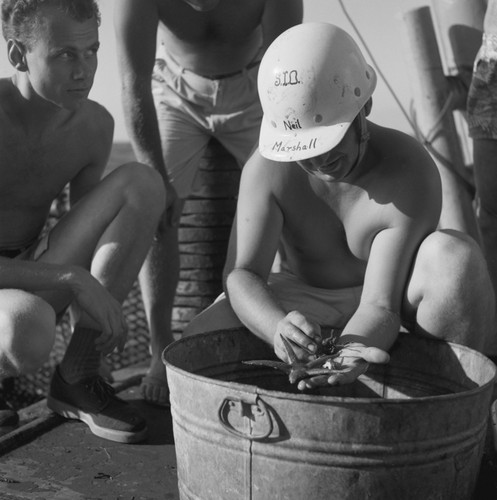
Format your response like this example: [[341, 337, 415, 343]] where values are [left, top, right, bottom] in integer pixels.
[[199, 59, 261, 80]]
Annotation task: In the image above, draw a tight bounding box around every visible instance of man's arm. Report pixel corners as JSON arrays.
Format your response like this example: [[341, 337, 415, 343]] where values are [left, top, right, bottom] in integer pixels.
[[339, 224, 422, 351], [226, 153, 322, 359], [339, 140, 442, 353], [225, 153, 285, 342], [261, 0, 303, 50], [298, 221, 428, 390], [114, 0, 176, 212], [0, 256, 125, 349]]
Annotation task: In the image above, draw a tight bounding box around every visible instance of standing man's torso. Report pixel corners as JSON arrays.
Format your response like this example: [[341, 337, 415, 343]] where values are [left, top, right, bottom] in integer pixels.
[[156, 0, 266, 76]]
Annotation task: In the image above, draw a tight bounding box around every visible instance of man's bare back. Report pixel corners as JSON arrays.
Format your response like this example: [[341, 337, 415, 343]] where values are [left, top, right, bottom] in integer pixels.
[[0, 77, 112, 249]]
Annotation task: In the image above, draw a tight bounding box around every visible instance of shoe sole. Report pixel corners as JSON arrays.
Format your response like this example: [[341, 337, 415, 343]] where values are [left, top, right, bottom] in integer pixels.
[[47, 396, 148, 444]]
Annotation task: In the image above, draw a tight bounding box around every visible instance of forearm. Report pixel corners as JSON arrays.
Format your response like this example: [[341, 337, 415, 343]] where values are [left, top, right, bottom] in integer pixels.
[[115, 0, 165, 177], [226, 268, 285, 345], [121, 79, 169, 184], [0, 259, 82, 296], [339, 303, 401, 351]]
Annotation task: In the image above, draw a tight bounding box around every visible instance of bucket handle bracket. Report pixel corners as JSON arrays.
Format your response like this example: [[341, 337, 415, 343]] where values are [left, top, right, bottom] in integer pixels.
[[218, 396, 273, 441]]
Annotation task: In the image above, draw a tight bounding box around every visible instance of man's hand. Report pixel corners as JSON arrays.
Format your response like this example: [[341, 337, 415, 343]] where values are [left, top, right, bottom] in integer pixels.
[[297, 342, 390, 390], [274, 310, 322, 362], [70, 268, 128, 355]]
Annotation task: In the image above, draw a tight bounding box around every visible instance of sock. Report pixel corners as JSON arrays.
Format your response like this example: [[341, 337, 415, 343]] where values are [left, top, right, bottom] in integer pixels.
[[58, 326, 101, 384]]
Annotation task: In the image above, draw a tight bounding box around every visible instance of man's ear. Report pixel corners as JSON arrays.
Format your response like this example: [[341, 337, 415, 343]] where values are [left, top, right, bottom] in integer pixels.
[[364, 97, 373, 117], [7, 40, 28, 71]]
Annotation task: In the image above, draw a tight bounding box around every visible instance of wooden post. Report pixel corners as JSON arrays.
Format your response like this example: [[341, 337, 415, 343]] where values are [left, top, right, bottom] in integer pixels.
[[402, 6, 480, 241], [430, 0, 485, 75], [172, 139, 240, 335], [430, 0, 486, 173]]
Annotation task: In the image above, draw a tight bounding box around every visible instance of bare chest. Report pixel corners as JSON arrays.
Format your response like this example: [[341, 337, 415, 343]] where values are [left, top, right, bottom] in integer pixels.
[[283, 181, 386, 263], [0, 128, 85, 208], [158, 0, 264, 44]]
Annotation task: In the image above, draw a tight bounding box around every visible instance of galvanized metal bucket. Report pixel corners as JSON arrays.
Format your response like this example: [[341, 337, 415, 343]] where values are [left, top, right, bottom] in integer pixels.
[[162, 328, 496, 500]]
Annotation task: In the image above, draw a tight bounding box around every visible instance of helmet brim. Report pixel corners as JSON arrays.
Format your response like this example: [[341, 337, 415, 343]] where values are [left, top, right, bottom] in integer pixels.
[[259, 117, 352, 162]]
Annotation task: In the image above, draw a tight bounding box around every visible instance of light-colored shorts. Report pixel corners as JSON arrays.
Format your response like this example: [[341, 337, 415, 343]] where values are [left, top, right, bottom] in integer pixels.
[[267, 271, 362, 330], [152, 45, 263, 198], [215, 270, 362, 332], [467, 33, 497, 140]]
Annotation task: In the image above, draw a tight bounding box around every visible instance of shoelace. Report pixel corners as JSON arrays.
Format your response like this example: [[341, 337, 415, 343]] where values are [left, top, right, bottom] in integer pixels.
[[84, 376, 116, 402]]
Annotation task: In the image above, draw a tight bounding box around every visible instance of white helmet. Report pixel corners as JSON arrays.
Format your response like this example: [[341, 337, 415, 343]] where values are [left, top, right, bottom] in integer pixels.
[[258, 22, 377, 162]]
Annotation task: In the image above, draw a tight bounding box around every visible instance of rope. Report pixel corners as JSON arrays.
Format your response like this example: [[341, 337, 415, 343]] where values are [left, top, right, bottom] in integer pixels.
[[336, 0, 474, 194]]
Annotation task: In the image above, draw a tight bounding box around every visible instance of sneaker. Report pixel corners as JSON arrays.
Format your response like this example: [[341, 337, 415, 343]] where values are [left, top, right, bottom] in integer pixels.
[[47, 366, 147, 444]]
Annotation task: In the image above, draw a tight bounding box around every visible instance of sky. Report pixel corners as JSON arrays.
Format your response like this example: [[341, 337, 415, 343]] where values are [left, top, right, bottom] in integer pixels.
[[0, 0, 485, 142]]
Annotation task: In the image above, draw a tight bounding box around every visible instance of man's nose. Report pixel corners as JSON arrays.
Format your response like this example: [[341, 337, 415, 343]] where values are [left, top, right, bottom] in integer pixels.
[[72, 58, 93, 80]]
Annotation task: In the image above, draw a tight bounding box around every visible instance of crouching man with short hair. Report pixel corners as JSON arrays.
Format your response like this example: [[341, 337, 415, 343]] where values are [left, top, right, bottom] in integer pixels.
[[0, 0, 165, 442]]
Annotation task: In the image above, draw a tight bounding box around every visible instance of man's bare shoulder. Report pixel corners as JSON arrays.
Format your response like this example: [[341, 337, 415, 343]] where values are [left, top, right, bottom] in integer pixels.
[[58, 100, 114, 173], [76, 99, 114, 141], [243, 149, 296, 179], [0, 77, 18, 112], [241, 149, 305, 200], [370, 123, 438, 178], [0, 78, 112, 142], [0, 77, 14, 93], [367, 123, 442, 218], [0, 90, 113, 187]]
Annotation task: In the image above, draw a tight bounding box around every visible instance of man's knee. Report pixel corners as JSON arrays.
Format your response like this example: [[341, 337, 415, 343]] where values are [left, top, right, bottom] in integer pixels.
[[0, 291, 56, 376], [408, 229, 494, 326], [408, 230, 495, 350], [112, 162, 166, 215], [416, 230, 486, 280]]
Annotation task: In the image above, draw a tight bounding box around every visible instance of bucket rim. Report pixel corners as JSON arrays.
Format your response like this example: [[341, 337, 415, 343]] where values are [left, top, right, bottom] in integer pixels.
[[162, 329, 497, 405]]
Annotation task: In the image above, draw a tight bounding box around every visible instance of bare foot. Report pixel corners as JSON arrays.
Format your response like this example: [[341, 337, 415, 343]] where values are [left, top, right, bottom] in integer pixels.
[[140, 358, 169, 407]]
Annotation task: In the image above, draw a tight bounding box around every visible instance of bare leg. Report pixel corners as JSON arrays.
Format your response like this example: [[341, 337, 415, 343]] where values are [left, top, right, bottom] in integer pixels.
[[139, 221, 178, 405], [0, 290, 56, 378], [40, 164, 163, 304], [38, 163, 165, 380], [39, 163, 164, 443], [138, 197, 184, 406], [404, 230, 497, 355], [0, 291, 56, 430]]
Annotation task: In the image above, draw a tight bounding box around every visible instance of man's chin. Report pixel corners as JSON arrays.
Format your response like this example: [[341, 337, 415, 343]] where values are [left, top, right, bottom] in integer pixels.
[[61, 95, 89, 111]]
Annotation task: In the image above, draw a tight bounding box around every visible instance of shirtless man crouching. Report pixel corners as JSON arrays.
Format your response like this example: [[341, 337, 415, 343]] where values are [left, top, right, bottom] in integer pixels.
[[185, 23, 497, 389], [0, 0, 164, 442]]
